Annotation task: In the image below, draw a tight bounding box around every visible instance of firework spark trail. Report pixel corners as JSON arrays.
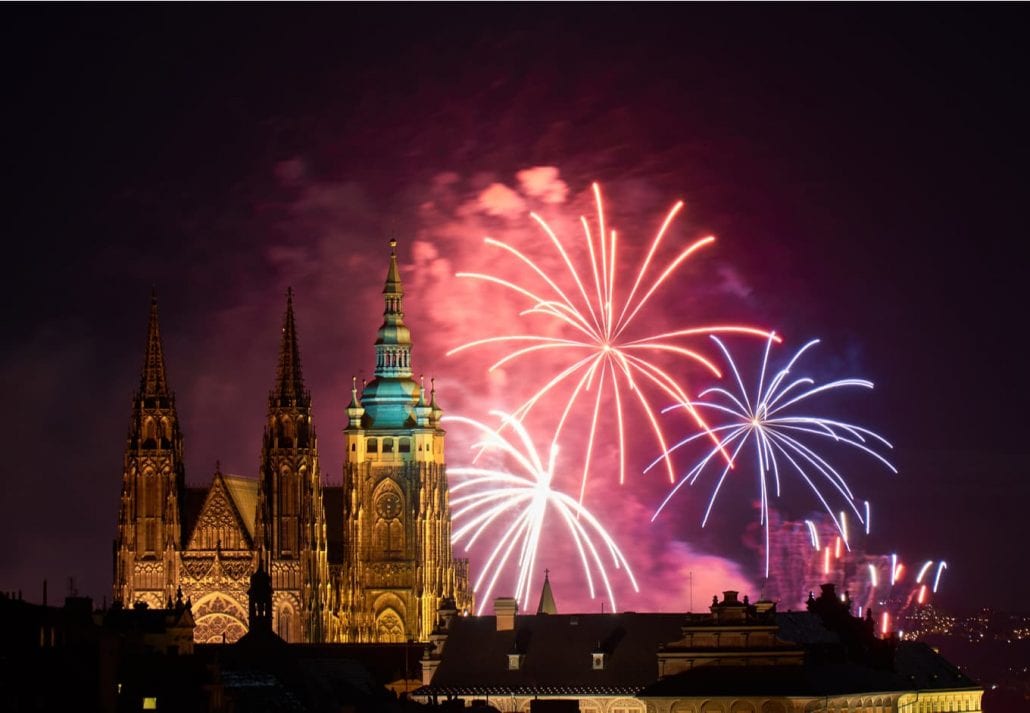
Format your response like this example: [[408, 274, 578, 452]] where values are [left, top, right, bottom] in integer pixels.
[[933, 561, 947, 593], [447, 182, 775, 498], [649, 334, 897, 577], [445, 412, 639, 614]]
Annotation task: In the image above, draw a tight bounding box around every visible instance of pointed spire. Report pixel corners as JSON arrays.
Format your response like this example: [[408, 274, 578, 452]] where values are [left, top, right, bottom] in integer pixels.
[[348, 376, 362, 410], [415, 375, 432, 428], [346, 375, 366, 429], [139, 289, 170, 398], [375, 239, 411, 360], [429, 377, 443, 425], [273, 287, 306, 406], [360, 240, 419, 428], [384, 238, 403, 297], [537, 569, 557, 615]]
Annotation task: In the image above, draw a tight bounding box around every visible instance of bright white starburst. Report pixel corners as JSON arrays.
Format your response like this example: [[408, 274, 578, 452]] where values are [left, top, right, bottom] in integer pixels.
[[446, 412, 639, 614], [649, 334, 897, 577], [447, 182, 776, 502]]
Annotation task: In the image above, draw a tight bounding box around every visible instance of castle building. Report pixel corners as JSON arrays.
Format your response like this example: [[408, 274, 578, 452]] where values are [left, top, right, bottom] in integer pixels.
[[416, 584, 983, 713], [113, 241, 471, 643]]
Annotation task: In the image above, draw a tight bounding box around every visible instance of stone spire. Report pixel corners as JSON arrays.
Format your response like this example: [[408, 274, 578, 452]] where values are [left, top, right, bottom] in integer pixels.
[[536, 570, 557, 615], [272, 287, 307, 407], [114, 290, 185, 608], [139, 289, 170, 398]]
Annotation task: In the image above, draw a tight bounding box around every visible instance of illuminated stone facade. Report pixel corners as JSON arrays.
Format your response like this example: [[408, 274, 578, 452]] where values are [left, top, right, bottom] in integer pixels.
[[338, 240, 470, 643], [113, 244, 470, 643]]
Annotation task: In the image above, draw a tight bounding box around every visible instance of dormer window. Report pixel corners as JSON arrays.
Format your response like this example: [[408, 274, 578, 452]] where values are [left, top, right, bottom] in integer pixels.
[[507, 653, 524, 670]]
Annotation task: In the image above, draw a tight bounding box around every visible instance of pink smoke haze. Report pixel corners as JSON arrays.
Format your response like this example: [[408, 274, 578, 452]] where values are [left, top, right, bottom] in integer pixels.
[[407, 166, 762, 612], [170, 164, 778, 613]]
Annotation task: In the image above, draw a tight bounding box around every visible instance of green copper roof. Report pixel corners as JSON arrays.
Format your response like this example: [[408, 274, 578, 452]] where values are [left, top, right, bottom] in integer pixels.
[[360, 239, 426, 429]]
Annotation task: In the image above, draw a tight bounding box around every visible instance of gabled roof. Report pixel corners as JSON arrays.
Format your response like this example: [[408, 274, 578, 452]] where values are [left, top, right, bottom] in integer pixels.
[[221, 475, 259, 540], [185, 472, 259, 549], [419, 611, 980, 699], [422, 612, 685, 695]]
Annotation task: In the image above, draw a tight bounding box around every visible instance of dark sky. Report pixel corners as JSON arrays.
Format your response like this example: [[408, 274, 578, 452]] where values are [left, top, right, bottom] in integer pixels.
[[1, 5, 1026, 613]]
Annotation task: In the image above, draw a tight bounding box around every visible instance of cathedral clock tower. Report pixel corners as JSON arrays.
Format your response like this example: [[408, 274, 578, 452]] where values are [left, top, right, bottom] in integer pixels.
[[114, 292, 187, 608], [340, 240, 470, 642]]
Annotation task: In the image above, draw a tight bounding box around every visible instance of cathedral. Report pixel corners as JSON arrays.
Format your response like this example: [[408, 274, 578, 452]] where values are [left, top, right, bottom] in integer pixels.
[[113, 241, 472, 644]]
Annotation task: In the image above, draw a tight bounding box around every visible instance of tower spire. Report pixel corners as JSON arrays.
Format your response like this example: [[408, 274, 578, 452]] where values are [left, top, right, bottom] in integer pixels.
[[273, 287, 306, 406], [140, 289, 170, 398], [384, 238, 403, 297], [358, 240, 418, 429], [537, 569, 557, 615], [374, 238, 412, 379]]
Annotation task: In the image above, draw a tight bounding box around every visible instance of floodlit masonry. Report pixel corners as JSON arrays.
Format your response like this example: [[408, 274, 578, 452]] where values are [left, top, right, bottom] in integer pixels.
[[113, 241, 472, 642]]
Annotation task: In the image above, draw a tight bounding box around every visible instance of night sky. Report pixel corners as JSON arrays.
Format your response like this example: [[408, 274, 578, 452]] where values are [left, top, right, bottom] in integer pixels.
[[2, 5, 1027, 614]]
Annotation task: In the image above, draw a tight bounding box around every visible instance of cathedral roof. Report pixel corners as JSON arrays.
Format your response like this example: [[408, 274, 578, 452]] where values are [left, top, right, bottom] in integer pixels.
[[183, 473, 260, 547], [221, 475, 260, 540]]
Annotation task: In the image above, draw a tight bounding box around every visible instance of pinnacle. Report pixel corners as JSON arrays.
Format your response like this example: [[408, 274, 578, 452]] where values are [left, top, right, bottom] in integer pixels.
[[383, 238, 403, 297], [272, 287, 306, 406], [140, 290, 170, 398]]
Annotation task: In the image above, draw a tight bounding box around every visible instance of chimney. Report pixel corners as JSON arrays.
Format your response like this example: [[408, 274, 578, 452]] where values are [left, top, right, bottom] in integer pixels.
[[494, 597, 518, 631], [421, 645, 441, 685]]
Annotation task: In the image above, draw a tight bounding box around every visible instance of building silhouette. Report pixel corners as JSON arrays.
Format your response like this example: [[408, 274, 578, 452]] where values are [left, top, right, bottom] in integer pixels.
[[113, 241, 471, 643]]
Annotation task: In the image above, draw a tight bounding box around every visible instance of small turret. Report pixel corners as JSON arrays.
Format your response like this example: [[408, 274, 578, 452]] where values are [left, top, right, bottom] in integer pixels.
[[415, 375, 432, 428], [347, 376, 366, 428], [429, 377, 443, 427], [248, 559, 273, 634]]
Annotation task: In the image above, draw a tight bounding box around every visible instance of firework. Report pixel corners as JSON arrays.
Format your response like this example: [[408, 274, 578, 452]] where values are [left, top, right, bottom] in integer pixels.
[[445, 412, 639, 614], [448, 182, 774, 500], [650, 334, 896, 577], [760, 512, 950, 634]]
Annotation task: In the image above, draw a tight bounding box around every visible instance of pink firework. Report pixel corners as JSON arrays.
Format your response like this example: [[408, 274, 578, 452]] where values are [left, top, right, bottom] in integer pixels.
[[448, 182, 774, 501]]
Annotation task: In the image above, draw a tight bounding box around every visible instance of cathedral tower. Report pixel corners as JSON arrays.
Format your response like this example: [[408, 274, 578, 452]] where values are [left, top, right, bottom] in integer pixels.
[[114, 292, 187, 607], [340, 240, 470, 642], [255, 289, 330, 642]]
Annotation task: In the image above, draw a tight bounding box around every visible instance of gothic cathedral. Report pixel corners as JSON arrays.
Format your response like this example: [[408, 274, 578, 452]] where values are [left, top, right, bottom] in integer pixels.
[[113, 241, 472, 643]]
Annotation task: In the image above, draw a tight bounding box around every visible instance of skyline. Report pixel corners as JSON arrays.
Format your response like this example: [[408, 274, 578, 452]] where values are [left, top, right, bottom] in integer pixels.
[[1, 5, 1026, 614]]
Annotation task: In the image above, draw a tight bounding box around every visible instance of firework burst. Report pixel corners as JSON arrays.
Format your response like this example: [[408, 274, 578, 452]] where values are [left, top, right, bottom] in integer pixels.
[[650, 334, 897, 577], [445, 412, 638, 614], [448, 182, 774, 501]]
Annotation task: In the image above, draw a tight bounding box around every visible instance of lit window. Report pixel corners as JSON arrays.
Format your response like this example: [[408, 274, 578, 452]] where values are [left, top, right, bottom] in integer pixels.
[[143, 697, 157, 710]]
